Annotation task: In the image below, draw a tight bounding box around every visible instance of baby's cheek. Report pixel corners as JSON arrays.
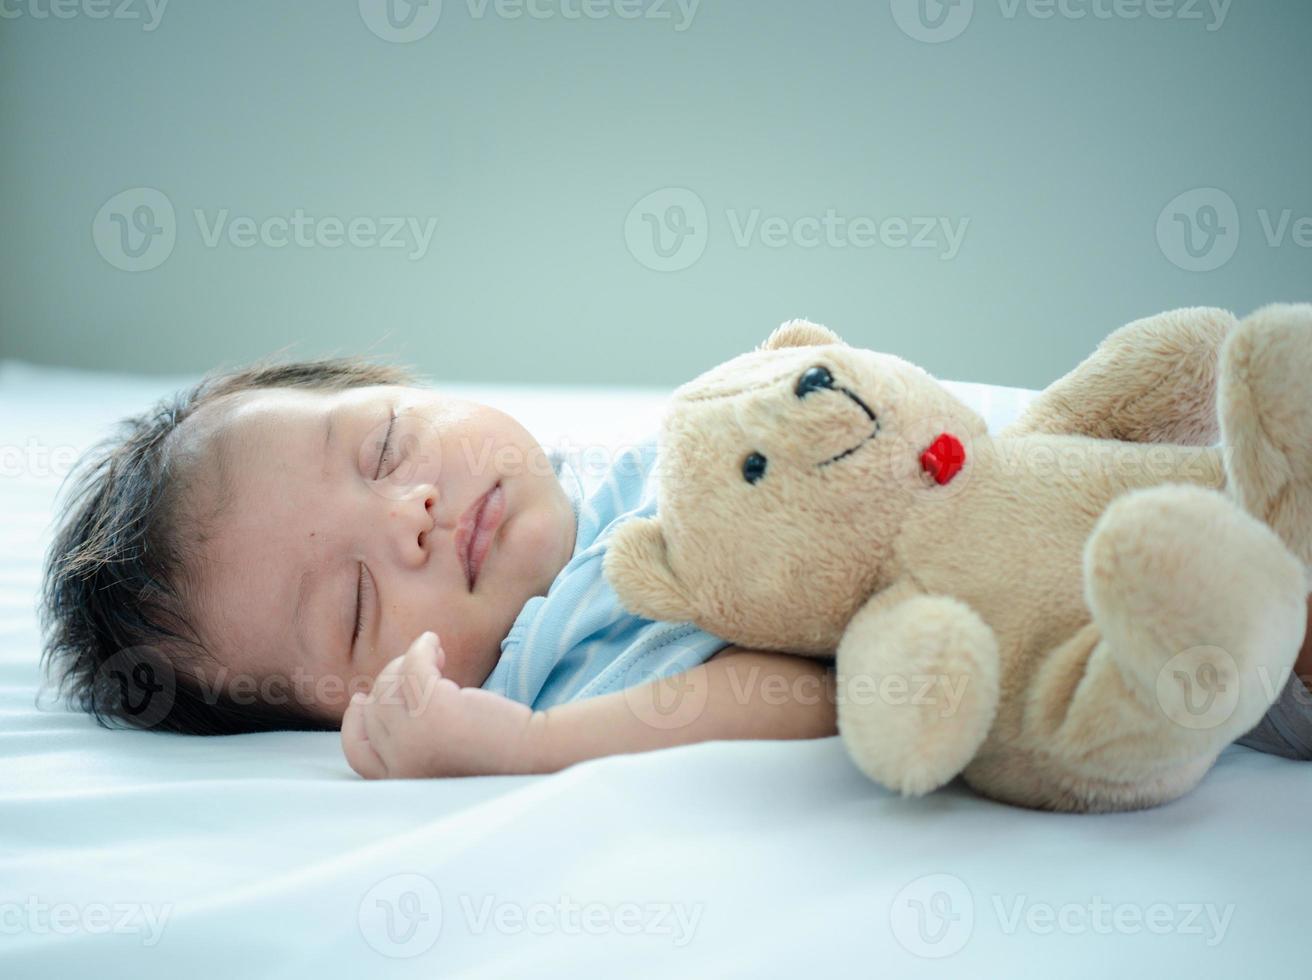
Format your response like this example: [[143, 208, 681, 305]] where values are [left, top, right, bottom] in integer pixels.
[[441, 632, 498, 690], [513, 490, 571, 567]]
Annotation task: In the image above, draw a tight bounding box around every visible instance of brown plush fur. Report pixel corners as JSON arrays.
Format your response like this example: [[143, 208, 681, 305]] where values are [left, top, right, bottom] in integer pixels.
[[604, 306, 1312, 812]]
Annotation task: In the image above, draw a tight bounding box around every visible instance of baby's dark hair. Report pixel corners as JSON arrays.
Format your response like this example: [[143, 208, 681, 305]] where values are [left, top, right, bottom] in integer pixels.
[[39, 354, 417, 736]]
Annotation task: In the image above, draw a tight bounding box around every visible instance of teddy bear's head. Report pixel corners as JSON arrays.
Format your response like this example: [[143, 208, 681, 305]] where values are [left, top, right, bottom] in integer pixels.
[[603, 319, 988, 653]]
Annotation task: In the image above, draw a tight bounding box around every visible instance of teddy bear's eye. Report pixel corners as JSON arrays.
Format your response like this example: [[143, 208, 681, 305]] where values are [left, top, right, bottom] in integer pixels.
[[742, 452, 768, 484], [795, 365, 834, 397]]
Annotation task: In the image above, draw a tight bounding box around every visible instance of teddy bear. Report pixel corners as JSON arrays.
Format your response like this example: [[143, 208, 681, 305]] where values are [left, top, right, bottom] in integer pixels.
[[602, 305, 1312, 812]]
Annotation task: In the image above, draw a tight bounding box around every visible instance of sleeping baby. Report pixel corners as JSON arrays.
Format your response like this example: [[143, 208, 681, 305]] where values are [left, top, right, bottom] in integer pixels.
[[39, 356, 836, 777], [39, 355, 1312, 777]]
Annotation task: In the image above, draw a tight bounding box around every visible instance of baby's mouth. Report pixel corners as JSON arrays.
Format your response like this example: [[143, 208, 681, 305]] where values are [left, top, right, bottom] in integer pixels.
[[457, 482, 506, 590]]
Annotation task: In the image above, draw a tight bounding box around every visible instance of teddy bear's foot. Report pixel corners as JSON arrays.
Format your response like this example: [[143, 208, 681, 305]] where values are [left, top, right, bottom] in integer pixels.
[[1084, 484, 1305, 753], [836, 588, 1000, 797], [1005, 484, 1306, 810], [1220, 302, 1312, 573]]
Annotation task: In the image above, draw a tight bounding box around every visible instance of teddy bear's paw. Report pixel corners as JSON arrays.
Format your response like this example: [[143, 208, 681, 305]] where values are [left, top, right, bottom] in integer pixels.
[[1084, 484, 1306, 745], [836, 594, 1000, 797], [1220, 302, 1312, 570]]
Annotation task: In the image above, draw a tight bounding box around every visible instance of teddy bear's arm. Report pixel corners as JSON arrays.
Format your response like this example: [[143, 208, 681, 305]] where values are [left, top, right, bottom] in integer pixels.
[[834, 581, 1000, 797], [1003, 307, 1236, 446]]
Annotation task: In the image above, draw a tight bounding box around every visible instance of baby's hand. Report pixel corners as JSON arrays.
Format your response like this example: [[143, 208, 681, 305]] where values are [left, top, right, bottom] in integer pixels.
[[341, 631, 537, 779]]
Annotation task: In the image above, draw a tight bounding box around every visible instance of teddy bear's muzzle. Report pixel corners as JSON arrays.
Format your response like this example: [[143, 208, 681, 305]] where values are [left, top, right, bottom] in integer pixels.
[[793, 364, 882, 467]]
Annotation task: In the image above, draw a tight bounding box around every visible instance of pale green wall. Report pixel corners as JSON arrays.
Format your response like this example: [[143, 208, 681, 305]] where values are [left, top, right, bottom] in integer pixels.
[[2, 0, 1309, 389]]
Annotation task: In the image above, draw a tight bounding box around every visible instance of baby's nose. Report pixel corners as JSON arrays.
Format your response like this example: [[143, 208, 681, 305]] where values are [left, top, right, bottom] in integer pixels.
[[413, 491, 438, 549]]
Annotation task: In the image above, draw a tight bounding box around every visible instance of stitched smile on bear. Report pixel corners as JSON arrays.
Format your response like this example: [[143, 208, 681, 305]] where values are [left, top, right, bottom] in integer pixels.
[[794, 365, 882, 467]]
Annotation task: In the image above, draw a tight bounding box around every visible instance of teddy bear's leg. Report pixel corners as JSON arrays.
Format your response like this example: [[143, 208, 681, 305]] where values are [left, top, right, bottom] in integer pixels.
[[1220, 302, 1312, 572], [1025, 484, 1305, 809], [836, 582, 1000, 797], [1004, 307, 1235, 445]]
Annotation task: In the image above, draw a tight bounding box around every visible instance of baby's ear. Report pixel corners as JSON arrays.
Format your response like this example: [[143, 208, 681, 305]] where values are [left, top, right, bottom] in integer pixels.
[[758, 319, 847, 352], [603, 517, 696, 623]]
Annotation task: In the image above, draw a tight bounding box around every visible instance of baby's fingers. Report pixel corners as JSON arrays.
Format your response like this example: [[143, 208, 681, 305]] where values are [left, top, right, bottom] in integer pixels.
[[396, 631, 443, 714], [341, 693, 387, 779], [403, 630, 443, 672]]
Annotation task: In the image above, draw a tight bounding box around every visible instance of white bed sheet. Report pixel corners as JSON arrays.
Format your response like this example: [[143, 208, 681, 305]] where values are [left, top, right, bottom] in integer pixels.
[[1, 359, 1306, 979]]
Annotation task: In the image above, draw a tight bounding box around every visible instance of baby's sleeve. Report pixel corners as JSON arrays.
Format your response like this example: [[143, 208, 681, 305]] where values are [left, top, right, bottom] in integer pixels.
[[1234, 671, 1312, 760], [568, 620, 732, 703]]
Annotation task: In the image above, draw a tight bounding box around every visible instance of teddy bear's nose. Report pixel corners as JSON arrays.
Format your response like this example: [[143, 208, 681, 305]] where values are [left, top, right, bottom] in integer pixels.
[[795, 365, 835, 398]]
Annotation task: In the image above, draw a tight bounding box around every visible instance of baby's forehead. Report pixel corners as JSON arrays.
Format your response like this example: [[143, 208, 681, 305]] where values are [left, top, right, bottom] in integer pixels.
[[177, 392, 335, 674], [175, 388, 339, 565], [191, 384, 394, 473]]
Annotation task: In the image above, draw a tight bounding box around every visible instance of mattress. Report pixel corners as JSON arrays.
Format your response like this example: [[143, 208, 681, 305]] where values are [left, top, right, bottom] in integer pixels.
[[1, 358, 1306, 979]]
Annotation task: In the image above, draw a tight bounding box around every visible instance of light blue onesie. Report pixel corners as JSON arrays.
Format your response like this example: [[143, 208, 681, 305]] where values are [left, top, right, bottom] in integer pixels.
[[480, 436, 731, 710]]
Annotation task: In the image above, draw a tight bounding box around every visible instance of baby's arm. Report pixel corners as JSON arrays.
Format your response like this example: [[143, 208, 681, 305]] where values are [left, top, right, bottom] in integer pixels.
[[341, 632, 836, 779], [525, 646, 837, 773]]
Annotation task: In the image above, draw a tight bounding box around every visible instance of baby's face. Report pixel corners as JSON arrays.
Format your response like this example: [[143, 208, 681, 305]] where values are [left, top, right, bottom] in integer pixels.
[[187, 384, 577, 725]]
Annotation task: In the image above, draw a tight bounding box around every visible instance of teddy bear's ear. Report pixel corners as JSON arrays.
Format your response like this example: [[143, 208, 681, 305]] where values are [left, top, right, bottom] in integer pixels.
[[758, 319, 846, 352], [602, 517, 696, 623]]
